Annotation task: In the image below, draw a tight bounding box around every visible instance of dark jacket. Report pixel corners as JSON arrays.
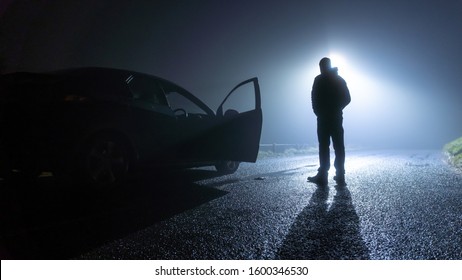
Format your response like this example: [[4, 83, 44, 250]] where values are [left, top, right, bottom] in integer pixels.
[[311, 68, 351, 119]]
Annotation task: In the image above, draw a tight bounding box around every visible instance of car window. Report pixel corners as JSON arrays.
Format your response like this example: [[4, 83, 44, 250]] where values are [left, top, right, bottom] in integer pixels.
[[160, 82, 209, 116], [126, 75, 173, 115], [127, 75, 168, 106], [165, 91, 209, 115], [221, 81, 255, 114]]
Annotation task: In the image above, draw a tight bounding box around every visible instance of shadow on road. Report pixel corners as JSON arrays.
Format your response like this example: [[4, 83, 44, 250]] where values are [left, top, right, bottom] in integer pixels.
[[0, 168, 227, 259], [277, 185, 370, 259]]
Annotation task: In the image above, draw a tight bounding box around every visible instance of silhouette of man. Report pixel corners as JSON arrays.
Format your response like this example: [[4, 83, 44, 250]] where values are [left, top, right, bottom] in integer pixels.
[[308, 57, 351, 186]]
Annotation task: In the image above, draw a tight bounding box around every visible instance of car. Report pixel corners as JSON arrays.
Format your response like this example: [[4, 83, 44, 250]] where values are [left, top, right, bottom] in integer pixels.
[[0, 67, 262, 187]]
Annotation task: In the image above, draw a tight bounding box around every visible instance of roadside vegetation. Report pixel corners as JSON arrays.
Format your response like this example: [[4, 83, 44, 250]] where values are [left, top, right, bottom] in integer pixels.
[[444, 136, 462, 169]]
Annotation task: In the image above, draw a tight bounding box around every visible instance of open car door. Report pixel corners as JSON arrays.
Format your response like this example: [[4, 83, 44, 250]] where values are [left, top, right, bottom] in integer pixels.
[[210, 77, 262, 162]]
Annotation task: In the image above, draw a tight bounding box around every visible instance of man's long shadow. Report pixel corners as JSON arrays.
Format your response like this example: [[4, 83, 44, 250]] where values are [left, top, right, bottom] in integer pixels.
[[0, 167, 228, 259], [277, 185, 370, 259]]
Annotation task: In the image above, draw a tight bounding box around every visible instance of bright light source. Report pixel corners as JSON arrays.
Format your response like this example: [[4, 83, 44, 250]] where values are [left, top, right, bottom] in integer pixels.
[[294, 51, 391, 120], [325, 52, 379, 113], [329, 53, 347, 72], [328, 53, 361, 86]]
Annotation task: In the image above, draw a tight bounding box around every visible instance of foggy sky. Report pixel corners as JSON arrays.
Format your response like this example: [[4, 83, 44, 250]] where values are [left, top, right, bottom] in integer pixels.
[[1, 0, 461, 149]]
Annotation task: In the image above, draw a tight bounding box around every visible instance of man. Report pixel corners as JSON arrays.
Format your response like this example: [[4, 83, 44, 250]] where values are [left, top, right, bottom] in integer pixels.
[[308, 57, 351, 186]]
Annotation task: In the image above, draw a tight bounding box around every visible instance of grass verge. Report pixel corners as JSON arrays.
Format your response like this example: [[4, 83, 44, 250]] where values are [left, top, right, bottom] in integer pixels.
[[444, 136, 462, 169]]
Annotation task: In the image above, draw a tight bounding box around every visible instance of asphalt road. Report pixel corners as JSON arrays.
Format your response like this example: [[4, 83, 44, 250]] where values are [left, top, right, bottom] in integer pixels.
[[1, 150, 461, 259]]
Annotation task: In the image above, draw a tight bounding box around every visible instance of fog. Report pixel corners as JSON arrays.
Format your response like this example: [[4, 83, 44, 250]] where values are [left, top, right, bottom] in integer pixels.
[[1, 0, 461, 149]]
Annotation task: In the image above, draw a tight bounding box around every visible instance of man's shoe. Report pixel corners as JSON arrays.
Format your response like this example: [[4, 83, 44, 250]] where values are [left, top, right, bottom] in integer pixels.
[[307, 173, 328, 186], [333, 175, 347, 186]]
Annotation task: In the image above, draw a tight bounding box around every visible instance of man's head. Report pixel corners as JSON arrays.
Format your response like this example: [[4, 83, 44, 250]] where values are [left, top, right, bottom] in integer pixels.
[[319, 57, 332, 74]]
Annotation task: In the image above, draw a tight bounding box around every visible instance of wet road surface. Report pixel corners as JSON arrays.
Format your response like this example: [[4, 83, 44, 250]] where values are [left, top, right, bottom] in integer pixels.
[[1, 150, 461, 259]]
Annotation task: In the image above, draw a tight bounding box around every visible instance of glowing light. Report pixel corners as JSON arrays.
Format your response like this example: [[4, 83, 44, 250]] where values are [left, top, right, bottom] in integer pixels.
[[329, 53, 347, 72], [326, 53, 393, 105], [295, 52, 387, 118], [328, 53, 361, 87]]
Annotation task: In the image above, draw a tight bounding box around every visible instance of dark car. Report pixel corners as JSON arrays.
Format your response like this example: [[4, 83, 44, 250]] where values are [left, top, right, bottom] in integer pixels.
[[0, 67, 262, 187]]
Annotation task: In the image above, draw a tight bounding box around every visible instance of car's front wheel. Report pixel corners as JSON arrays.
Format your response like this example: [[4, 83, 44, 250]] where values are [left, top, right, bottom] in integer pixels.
[[215, 161, 240, 174], [79, 133, 132, 189]]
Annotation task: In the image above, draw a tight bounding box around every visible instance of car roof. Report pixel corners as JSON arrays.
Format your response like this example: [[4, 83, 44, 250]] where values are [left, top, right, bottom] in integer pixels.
[[50, 67, 155, 82], [50, 67, 193, 95], [49, 67, 215, 115]]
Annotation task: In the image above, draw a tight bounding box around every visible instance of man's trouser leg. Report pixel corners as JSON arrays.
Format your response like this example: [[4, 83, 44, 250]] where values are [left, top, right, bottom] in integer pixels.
[[331, 117, 345, 176], [317, 118, 330, 174]]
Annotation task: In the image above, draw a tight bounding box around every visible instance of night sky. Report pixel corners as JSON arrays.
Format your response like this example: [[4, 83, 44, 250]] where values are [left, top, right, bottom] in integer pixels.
[[1, 0, 461, 149]]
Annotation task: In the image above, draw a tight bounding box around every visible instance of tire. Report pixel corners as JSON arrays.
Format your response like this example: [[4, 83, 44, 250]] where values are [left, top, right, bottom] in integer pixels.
[[215, 161, 240, 174], [79, 133, 132, 189]]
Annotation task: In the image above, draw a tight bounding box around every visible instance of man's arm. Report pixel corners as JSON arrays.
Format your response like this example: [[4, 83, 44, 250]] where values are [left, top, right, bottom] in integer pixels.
[[341, 79, 351, 109], [311, 77, 320, 116]]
